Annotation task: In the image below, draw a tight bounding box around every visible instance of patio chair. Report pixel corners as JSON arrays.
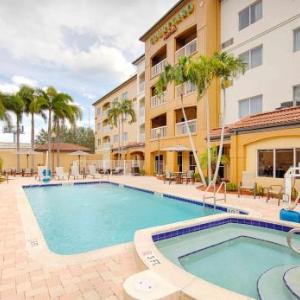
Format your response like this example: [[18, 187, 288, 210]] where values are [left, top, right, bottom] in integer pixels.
[[69, 165, 81, 180], [238, 171, 257, 198], [112, 167, 123, 175], [182, 170, 195, 184], [131, 166, 140, 176], [55, 167, 65, 180], [266, 185, 284, 206], [23, 168, 33, 177], [87, 165, 97, 179], [163, 171, 176, 185], [36, 166, 47, 181]]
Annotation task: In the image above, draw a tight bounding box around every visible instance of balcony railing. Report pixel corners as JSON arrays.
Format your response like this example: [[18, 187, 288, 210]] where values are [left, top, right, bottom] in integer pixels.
[[151, 59, 166, 78], [139, 133, 145, 142], [175, 119, 197, 135], [175, 38, 197, 62], [139, 81, 145, 93], [151, 92, 167, 108], [102, 109, 109, 118], [102, 142, 111, 150], [139, 107, 145, 117], [151, 126, 167, 139], [176, 81, 196, 97], [102, 125, 110, 134]]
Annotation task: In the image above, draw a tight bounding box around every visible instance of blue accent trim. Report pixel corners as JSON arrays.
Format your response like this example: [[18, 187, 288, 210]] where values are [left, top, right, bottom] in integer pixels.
[[152, 217, 294, 242]]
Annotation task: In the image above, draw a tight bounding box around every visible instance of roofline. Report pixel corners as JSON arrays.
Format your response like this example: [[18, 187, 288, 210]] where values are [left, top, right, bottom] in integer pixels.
[[139, 0, 185, 42], [132, 54, 145, 65], [92, 74, 137, 106]]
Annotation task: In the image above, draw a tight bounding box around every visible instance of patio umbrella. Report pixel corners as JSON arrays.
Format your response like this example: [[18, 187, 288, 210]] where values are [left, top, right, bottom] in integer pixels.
[[16, 149, 40, 168], [68, 150, 90, 170], [161, 145, 191, 152]]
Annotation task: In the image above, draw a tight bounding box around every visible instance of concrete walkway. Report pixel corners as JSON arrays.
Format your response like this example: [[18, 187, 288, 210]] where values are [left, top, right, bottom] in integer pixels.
[[0, 175, 287, 300]]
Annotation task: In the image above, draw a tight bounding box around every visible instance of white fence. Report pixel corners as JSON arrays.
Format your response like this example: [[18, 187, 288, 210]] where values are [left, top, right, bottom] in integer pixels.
[[72, 160, 145, 175]]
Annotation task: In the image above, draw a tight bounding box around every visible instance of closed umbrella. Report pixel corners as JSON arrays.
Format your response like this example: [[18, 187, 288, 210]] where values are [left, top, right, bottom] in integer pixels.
[[16, 149, 40, 168], [68, 150, 90, 170]]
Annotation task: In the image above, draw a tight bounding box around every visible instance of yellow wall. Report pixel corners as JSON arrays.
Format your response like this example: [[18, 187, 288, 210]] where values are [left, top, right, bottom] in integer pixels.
[[143, 0, 220, 174], [229, 127, 300, 187]]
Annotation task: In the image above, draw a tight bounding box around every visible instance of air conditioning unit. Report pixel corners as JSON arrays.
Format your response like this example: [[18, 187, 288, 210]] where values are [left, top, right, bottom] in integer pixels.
[[279, 101, 300, 108]]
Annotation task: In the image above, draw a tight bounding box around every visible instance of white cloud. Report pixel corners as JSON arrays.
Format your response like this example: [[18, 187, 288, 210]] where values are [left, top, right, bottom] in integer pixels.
[[12, 75, 38, 87], [0, 82, 19, 94]]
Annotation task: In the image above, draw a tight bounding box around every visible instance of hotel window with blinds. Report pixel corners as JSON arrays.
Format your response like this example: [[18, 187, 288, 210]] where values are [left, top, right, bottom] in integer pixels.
[[239, 45, 263, 70], [239, 0, 262, 31], [294, 27, 300, 52], [239, 95, 263, 119]]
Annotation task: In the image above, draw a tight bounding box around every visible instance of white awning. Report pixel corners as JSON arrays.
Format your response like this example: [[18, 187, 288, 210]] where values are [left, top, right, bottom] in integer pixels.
[[161, 145, 191, 152]]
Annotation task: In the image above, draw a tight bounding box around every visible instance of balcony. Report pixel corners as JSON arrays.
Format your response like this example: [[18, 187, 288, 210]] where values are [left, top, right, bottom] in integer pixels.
[[102, 109, 109, 119], [139, 133, 145, 142], [175, 119, 197, 135], [175, 38, 197, 63], [151, 126, 167, 139], [151, 92, 167, 108], [139, 81, 145, 94], [102, 125, 110, 134], [176, 81, 196, 97], [151, 59, 166, 78], [102, 142, 111, 150]]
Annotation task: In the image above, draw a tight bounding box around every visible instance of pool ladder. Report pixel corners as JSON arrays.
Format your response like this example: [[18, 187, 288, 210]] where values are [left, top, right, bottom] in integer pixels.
[[287, 228, 300, 254], [203, 181, 227, 210]]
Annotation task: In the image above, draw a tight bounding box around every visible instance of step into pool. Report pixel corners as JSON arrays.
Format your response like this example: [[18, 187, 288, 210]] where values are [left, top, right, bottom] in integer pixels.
[[24, 182, 221, 255]]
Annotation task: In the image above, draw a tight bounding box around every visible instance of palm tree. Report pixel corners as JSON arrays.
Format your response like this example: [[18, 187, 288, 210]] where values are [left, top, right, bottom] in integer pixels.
[[118, 98, 136, 161], [3, 92, 25, 171], [108, 102, 122, 163], [53, 102, 82, 167], [210, 52, 245, 184], [0, 92, 10, 124], [20, 85, 47, 168], [37, 87, 75, 171], [156, 56, 214, 186]]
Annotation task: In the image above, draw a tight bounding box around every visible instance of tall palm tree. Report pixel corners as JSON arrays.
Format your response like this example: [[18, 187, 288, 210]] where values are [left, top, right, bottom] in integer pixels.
[[3, 92, 25, 171], [211, 52, 245, 184], [0, 92, 10, 124], [53, 102, 82, 167], [19, 85, 46, 168], [37, 87, 75, 170], [118, 98, 136, 161], [108, 102, 122, 163], [156, 56, 213, 186]]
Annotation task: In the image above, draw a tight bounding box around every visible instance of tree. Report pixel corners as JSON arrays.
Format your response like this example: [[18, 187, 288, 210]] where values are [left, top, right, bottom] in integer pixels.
[[210, 52, 245, 184], [37, 87, 77, 170], [118, 98, 136, 160], [0, 92, 10, 124], [156, 56, 214, 186], [3, 92, 25, 171], [200, 146, 229, 182], [20, 85, 47, 168], [108, 102, 122, 163]]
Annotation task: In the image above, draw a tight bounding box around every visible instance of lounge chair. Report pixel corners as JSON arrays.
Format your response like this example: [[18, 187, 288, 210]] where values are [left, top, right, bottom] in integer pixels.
[[238, 171, 257, 198], [266, 185, 284, 206], [36, 166, 47, 181], [55, 167, 65, 180], [131, 166, 140, 176], [69, 165, 81, 180], [163, 172, 176, 185], [87, 165, 97, 179], [112, 167, 123, 175], [182, 170, 195, 184], [23, 168, 33, 177]]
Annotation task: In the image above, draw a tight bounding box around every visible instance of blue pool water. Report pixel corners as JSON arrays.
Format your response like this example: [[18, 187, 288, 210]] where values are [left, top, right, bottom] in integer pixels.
[[24, 183, 219, 254]]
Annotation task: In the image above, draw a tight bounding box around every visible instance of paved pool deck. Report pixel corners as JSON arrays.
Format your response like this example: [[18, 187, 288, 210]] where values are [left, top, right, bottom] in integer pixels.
[[0, 175, 290, 299]]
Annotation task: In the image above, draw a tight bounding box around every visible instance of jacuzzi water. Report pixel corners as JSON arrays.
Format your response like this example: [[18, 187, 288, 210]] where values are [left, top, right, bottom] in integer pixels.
[[24, 183, 220, 255], [156, 223, 300, 299]]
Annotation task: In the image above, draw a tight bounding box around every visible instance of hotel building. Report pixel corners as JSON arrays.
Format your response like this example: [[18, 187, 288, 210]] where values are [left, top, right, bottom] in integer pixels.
[[215, 0, 300, 186], [140, 0, 220, 175]]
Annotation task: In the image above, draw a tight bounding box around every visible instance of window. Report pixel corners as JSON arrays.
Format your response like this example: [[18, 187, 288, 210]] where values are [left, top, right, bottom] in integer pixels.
[[189, 152, 196, 171], [239, 45, 263, 70], [293, 85, 300, 104], [275, 149, 293, 178], [97, 139, 101, 146], [123, 132, 128, 142], [258, 150, 273, 177], [112, 97, 118, 104], [294, 27, 300, 52], [121, 92, 128, 100], [113, 134, 119, 143], [258, 148, 300, 178], [239, 0, 262, 31], [239, 95, 263, 118]]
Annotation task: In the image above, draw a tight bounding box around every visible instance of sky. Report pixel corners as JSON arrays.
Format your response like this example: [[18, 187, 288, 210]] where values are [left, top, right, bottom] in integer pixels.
[[0, 0, 177, 143]]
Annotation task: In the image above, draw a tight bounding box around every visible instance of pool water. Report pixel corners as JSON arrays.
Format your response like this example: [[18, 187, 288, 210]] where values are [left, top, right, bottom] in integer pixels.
[[24, 183, 219, 254], [156, 223, 300, 299]]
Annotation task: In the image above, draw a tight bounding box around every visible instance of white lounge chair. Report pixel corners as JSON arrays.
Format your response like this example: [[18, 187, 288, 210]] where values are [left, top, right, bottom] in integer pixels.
[[69, 165, 81, 180], [238, 171, 257, 198], [55, 167, 65, 180], [87, 165, 97, 179], [36, 166, 47, 181]]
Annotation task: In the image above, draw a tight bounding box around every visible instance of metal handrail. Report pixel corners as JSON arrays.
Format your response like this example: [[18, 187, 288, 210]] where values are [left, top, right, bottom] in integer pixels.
[[287, 228, 300, 254], [214, 181, 227, 209]]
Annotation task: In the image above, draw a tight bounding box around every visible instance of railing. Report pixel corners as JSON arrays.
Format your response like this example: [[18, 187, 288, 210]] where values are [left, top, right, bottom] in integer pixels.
[[139, 133, 145, 142], [151, 126, 167, 139], [151, 92, 167, 108], [151, 59, 166, 78], [102, 125, 110, 133], [139, 107, 145, 117], [175, 38, 197, 62], [287, 228, 300, 254], [176, 81, 196, 97], [102, 142, 111, 150], [175, 119, 197, 135], [102, 109, 109, 118]]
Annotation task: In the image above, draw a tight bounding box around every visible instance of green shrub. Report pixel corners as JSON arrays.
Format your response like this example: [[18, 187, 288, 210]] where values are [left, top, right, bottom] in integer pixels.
[[255, 184, 264, 196], [292, 187, 299, 200], [226, 182, 237, 191], [139, 169, 145, 176]]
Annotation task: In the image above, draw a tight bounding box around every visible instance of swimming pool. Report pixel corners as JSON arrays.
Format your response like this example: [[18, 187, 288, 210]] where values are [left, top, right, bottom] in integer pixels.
[[155, 218, 300, 299], [24, 182, 221, 255]]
